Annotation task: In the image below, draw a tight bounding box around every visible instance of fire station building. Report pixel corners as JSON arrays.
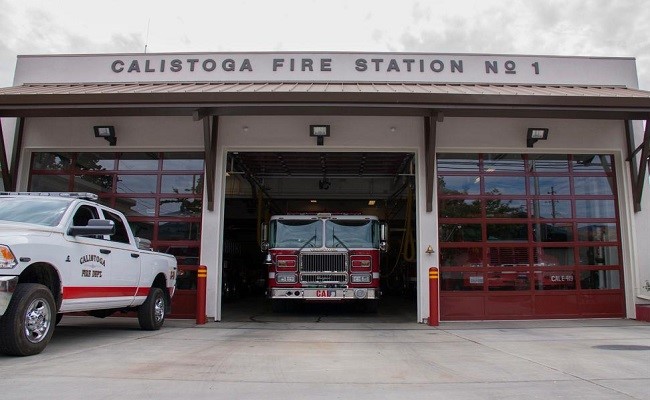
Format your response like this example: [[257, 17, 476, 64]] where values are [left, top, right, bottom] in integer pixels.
[[1, 52, 650, 323]]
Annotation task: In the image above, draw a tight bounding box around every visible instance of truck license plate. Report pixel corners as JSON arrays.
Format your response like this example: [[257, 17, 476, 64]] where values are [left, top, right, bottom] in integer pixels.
[[316, 290, 336, 297]]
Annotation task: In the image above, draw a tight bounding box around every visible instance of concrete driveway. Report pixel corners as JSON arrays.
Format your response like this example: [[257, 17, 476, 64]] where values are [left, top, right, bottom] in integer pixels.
[[0, 316, 649, 399]]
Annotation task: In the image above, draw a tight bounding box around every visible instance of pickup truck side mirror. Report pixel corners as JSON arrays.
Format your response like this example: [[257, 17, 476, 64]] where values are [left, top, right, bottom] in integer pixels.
[[68, 219, 115, 237], [135, 237, 152, 251]]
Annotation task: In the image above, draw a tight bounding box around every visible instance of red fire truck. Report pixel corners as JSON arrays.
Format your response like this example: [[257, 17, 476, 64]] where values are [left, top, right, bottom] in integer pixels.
[[260, 213, 387, 311]]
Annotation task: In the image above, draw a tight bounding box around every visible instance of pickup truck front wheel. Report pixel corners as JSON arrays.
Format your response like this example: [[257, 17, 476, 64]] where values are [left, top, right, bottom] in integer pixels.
[[0, 283, 56, 356], [138, 287, 165, 330]]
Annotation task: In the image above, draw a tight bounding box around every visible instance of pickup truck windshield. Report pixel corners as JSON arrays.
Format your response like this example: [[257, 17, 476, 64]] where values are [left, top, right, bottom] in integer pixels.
[[0, 198, 70, 226], [269, 219, 323, 248], [325, 219, 379, 249]]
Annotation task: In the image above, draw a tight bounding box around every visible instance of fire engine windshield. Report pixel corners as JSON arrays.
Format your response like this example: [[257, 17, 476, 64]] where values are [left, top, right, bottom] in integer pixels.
[[325, 219, 379, 249], [269, 219, 323, 248]]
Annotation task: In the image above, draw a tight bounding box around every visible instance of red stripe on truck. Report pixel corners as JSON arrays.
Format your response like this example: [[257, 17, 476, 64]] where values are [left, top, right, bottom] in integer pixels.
[[63, 287, 150, 299]]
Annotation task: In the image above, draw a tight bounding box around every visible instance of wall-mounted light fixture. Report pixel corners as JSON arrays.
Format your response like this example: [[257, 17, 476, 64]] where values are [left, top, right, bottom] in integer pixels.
[[368, 200, 376, 206], [94, 126, 117, 146], [526, 128, 549, 148], [310, 124, 330, 146]]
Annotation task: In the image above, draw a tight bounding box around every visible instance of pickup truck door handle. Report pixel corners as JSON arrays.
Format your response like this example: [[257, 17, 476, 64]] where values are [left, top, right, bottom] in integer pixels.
[[131, 253, 140, 258], [99, 249, 111, 254]]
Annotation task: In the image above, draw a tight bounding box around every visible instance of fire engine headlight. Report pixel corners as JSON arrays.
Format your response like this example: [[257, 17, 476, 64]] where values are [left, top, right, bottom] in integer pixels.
[[0, 245, 18, 269], [276, 273, 297, 283], [351, 274, 372, 284]]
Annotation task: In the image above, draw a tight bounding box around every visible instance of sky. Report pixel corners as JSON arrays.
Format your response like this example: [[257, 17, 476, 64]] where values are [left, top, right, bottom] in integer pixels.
[[1, 0, 649, 89]]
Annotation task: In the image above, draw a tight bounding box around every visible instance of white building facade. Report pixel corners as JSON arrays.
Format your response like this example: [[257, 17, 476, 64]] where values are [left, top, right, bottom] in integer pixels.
[[1, 52, 650, 322]]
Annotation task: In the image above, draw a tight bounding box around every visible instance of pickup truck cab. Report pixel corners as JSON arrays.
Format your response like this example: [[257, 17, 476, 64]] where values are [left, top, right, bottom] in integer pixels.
[[0, 192, 177, 356]]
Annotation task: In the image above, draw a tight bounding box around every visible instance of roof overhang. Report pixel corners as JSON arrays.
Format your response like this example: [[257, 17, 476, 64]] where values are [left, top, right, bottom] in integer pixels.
[[1, 82, 650, 119], [1, 80, 650, 213]]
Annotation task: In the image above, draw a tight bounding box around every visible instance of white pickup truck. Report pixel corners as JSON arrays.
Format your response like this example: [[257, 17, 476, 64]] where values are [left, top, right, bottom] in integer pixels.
[[0, 192, 177, 356]]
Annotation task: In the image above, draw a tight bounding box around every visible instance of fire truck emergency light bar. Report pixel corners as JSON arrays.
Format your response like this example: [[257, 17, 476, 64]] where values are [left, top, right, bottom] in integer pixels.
[[0, 192, 99, 201]]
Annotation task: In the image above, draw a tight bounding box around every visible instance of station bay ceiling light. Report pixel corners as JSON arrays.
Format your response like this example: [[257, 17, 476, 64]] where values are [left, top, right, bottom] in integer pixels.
[[93, 125, 117, 146], [526, 128, 549, 148], [310, 124, 330, 146]]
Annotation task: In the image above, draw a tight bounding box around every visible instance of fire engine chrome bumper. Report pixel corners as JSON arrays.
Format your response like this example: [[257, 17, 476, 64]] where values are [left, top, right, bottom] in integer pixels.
[[0, 276, 19, 316], [270, 288, 378, 300]]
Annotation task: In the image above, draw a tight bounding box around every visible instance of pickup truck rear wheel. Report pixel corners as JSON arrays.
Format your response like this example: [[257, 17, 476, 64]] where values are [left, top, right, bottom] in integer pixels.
[[0, 283, 56, 356], [138, 287, 165, 330]]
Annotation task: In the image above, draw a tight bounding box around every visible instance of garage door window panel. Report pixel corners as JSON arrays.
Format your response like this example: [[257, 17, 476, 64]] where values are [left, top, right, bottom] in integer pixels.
[[536, 247, 575, 266], [32, 152, 73, 170], [439, 224, 482, 242], [161, 174, 203, 194], [162, 153, 205, 170], [577, 223, 618, 242], [437, 154, 479, 172], [76, 153, 115, 171], [486, 199, 527, 218], [528, 155, 569, 172], [580, 269, 620, 289], [114, 197, 156, 217], [118, 153, 159, 170], [29, 175, 70, 191], [159, 198, 202, 217], [438, 175, 481, 195], [158, 221, 200, 241], [484, 176, 526, 195], [441, 271, 484, 291], [533, 223, 573, 242], [575, 200, 616, 219], [438, 199, 482, 218], [531, 199, 572, 219], [74, 174, 113, 193], [484, 154, 525, 172], [530, 176, 571, 195], [535, 271, 577, 290], [116, 175, 157, 194], [440, 247, 483, 267]]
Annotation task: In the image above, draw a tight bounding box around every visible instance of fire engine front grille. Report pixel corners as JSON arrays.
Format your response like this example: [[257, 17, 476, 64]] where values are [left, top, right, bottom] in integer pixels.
[[300, 253, 347, 273], [300, 253, 348, 284], [301, 274, 348, 284]]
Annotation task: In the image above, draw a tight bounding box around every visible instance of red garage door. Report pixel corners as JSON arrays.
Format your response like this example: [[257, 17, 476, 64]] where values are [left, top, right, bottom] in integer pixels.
[[437, 153, 625, 320], [28, 151, 204, 318]]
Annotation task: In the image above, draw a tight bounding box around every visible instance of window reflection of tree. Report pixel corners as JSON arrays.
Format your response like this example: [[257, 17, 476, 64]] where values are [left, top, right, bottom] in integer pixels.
[[159, 176, 204, 216], [33, 152, 73, 170], [159, 198, 202, 216], [439, 199, 481, 218], [486, 199, 526, 218], [76, 174, 113, 192], [70, 153, 114, 193], [437, 176, 479, 195]]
